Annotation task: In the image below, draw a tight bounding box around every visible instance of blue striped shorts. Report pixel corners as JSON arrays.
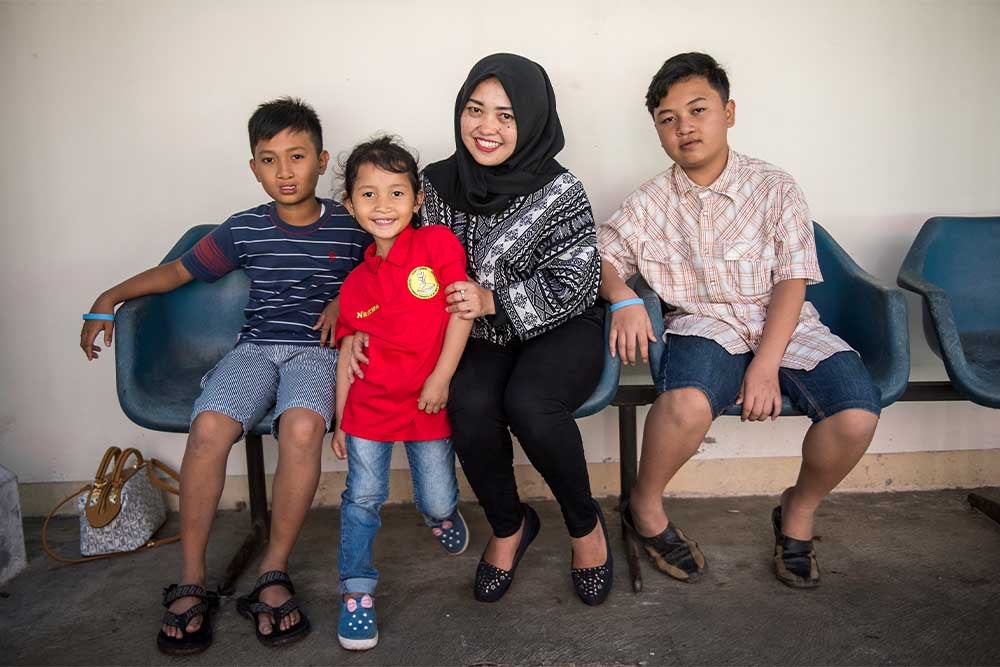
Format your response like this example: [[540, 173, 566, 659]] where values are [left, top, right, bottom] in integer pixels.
[[191, 342, 338, 437]]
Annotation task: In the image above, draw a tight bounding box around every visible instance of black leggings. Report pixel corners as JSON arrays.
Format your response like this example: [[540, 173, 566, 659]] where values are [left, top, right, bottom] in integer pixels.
[[448, 305, 605, 538]]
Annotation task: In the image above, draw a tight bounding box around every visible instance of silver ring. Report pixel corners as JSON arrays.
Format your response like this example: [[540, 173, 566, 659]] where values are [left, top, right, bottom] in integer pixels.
[[460, 289, 466, 301]]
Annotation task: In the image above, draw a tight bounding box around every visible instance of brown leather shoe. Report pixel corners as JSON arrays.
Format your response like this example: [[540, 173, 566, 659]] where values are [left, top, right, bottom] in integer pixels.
[[772, 506, 820, 588], [622, 500, 706, 582]]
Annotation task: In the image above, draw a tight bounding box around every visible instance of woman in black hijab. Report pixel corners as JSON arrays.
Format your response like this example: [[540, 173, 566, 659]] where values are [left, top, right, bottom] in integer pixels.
[[423, 53, 610, 605]]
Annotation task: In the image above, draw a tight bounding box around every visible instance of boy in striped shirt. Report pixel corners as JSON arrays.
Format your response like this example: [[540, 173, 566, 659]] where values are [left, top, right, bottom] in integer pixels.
[[598, 53, 881, 590], [80, 98, 369, 653]]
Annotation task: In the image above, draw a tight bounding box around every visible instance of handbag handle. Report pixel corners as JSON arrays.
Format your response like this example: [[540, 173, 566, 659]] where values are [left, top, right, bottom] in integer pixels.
[[87, 446, 143, 528], [111, 448, 144, 484], [93, 446, 121, 482], [85, 446, 127, 528], [149, 458, 180, 496]]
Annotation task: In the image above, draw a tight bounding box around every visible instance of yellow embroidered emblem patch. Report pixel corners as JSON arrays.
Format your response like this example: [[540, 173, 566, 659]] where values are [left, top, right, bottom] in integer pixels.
[[407, 266, 439, 299]]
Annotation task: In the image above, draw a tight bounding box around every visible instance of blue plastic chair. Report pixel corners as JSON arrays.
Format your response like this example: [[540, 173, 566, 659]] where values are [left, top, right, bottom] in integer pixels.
[[116, 225, 621, 425], [638, 222, 910, 414], [115, 226, 268, 433], [114, 225, 621, 589], [897, 217, 1000, 408], [575, 311, 622, 418]]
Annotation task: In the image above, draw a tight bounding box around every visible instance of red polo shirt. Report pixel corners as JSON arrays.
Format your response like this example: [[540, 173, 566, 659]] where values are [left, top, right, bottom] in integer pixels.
[[335, 225, 468, 441]]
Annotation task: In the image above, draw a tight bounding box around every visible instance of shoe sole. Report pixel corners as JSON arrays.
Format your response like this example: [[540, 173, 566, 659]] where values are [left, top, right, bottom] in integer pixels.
[[156, 638, 211, 656], [338, 632, 379, 650]]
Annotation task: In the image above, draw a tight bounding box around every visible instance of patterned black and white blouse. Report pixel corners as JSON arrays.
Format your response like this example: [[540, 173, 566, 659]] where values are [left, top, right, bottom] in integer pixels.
[[420, 171, 601, 346]]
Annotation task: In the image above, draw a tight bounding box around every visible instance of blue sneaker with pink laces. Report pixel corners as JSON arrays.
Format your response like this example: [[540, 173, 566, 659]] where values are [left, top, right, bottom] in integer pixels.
[[432, 508, 469, 555], [337, 594, 377, 651]]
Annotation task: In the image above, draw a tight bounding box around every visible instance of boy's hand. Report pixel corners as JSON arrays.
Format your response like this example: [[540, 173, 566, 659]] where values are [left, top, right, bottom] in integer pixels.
[[609, 302, 657, 365], [737, 359, 782, 421], [331, 428, 347, 460], [312, 299, 340, 348], [347, 332, 370, 382], [417, 373, 449, 414], [80, 295, 116, 361]]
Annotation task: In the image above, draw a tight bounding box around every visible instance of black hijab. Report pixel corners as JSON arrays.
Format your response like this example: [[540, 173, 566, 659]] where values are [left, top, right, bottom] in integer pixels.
[[423, 53, 568, 215]]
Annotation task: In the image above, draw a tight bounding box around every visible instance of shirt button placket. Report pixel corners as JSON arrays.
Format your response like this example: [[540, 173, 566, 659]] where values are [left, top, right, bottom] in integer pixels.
[[697, 190, 717, 299]]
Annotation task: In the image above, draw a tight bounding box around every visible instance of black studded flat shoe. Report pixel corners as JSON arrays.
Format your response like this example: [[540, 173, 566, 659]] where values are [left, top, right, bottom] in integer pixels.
[[474, 504, 540, 602], [571, 499, 613, 606], [772, 506, 819, 588]]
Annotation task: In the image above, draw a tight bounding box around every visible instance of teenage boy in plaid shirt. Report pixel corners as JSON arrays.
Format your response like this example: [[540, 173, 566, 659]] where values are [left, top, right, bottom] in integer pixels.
[[598, 53, 881, 589]]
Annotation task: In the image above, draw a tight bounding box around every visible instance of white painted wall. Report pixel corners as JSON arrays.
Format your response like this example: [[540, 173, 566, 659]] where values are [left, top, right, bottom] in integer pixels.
[[2, 0, 998, 483]]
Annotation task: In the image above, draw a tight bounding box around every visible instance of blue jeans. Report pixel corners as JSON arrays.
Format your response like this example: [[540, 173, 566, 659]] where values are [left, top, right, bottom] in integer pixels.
[[338, 435, 459, 595], [657, 335, 882, 422]]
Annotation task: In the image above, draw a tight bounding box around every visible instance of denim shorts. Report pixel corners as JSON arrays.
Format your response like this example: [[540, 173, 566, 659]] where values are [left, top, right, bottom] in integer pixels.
[[657, 335, 881, 423], [191, 342, 338, 436]]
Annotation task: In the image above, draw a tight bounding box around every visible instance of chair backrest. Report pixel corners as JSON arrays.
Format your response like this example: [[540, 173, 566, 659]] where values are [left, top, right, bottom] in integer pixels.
[[806, 223, 894, 380], [920, 217, 1000, 334], [127, 225, 248, 380], [114, 225, 255, 432]]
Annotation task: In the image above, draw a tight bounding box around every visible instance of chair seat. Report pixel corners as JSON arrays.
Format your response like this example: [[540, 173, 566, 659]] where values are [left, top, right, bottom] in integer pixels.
[[117, 357, 275, 435], [962, 331, 1000, 376]]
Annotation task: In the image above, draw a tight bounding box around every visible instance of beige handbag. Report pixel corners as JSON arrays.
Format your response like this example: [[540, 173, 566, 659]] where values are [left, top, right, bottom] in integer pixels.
[[42, 446, 181, 563]]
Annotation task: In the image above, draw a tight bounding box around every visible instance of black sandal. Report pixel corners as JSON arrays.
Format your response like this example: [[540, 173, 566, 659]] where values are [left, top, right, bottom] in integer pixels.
[[771, 506, 819, 588], [622, 499, 706, 582], [571, 499, 613, 606], [474, 504, 540, 602], [156, 584, 219, 656], [236, 570, 312, 646]]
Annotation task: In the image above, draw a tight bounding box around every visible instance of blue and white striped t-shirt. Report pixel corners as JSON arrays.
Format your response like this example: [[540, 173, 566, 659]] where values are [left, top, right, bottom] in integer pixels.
[[180, 199, 371, 346]]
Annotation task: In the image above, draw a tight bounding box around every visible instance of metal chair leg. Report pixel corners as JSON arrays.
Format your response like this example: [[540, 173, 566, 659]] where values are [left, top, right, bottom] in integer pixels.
[[968, 493, 1000, 526], [618, 404, 643, 594]]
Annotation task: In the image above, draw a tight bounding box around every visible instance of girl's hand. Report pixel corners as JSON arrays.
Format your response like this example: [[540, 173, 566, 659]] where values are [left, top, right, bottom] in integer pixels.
[[331, 428, 347, 460], [80, 295, 116, 361], [417, 373, 449, 414], [347, 332, 370, 382], [312, 299, 340, 348], [444, 280, 494, 320], [736, 359, 782, 422]]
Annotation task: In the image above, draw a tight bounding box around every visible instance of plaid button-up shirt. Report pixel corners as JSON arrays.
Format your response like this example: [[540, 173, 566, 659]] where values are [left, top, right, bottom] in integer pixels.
[[598, 150, 853, 370]]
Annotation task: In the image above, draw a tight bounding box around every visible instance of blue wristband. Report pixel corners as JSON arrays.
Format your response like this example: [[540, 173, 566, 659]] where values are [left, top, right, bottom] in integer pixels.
[[82, 313, 115, 321], [609, 297, 644, 313]]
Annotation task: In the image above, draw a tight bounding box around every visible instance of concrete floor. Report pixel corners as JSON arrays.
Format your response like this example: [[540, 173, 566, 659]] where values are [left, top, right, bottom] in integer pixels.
[[4, 489, 1000, 666]]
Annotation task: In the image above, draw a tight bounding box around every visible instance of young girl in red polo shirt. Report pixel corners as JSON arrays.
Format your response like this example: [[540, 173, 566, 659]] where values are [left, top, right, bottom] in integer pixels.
[[331, 136, 473, 651]]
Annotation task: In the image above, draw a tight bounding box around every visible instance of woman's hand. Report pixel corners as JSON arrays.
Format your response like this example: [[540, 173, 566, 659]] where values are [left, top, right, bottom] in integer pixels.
[[444, 280, 495, 320]]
